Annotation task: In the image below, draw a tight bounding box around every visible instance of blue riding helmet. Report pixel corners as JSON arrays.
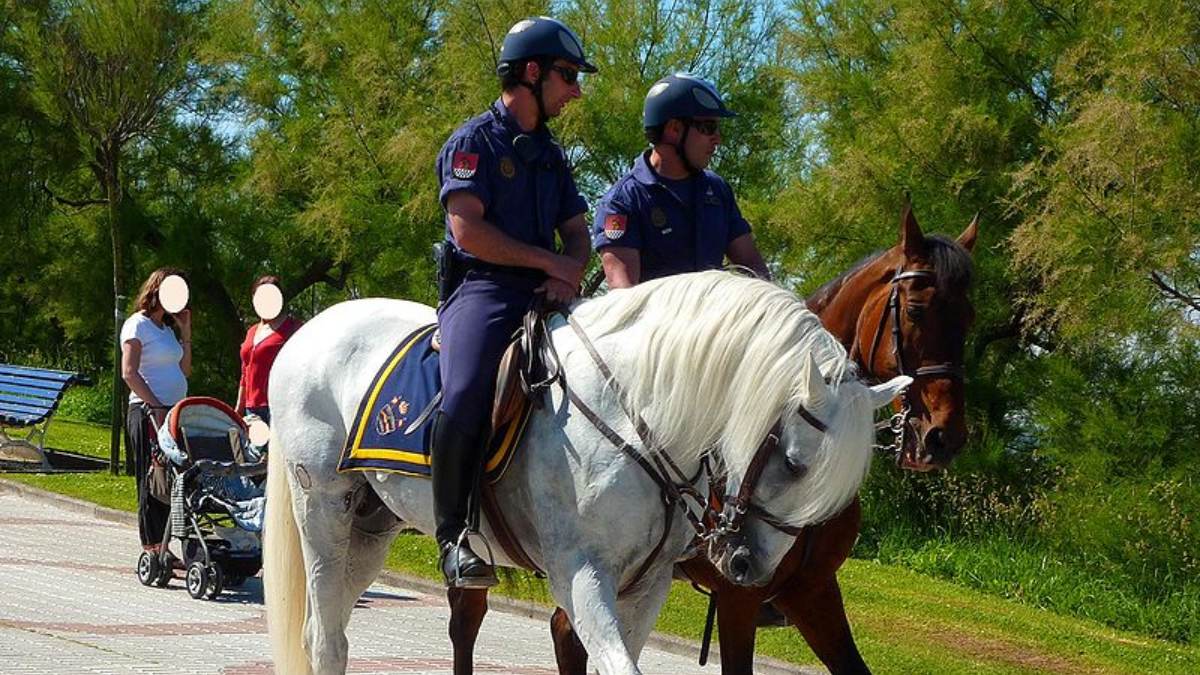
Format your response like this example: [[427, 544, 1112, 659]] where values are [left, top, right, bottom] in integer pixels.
[[496, 16, 598, 75], [643, 73, 737, 128]]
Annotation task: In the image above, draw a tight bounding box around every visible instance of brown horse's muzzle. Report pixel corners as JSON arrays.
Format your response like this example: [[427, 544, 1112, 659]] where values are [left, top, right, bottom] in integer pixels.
[[901, 414, 966, 471]]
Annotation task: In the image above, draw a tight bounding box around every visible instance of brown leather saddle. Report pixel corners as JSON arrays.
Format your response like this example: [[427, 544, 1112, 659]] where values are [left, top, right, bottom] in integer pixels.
[[451, 306, 562, 573], [432, 307, 562, 436]]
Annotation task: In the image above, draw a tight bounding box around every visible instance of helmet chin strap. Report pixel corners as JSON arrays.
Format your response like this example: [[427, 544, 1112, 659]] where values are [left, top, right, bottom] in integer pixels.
[[518, 63, 549, 125], [675, 122, 699, 176]]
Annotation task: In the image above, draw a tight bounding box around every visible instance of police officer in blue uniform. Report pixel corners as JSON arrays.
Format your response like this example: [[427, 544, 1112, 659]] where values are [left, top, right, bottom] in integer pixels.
[[432, 17, 595, 587], [592, 74, 769, 287]]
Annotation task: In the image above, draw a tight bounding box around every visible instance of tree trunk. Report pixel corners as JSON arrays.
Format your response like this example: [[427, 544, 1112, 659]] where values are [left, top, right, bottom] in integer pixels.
[[104, 148, 127, 476]]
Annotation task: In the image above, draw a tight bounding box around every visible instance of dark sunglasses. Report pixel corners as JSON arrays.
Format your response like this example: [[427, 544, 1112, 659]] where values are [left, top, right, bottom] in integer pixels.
[[686, 118, 722, 136], [550, 64, 581, 85]]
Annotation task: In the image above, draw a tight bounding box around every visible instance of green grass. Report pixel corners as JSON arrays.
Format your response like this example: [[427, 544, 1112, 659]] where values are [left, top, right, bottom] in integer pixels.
[[382, 527, 1200, 673], [44, 416, 114, 460], [2, 471, 138, 512], [8, 416, 1200, 672]]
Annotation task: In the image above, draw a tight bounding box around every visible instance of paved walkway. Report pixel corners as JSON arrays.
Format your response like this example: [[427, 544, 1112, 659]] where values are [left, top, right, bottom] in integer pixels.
[[0, 486, 803, 674]]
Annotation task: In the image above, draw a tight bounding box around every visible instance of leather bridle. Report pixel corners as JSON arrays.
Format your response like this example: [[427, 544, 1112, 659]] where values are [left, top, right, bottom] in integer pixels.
[[559, 314, 829, 592], [858, 266, 964, 461]]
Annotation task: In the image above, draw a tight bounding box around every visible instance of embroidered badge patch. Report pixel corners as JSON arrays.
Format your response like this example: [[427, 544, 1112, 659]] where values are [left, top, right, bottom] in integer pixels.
[[650, 207, 668, 228], [604, 214, 627, 240], [376, 403, 397, 435], [499, 156, 516, 179], [704, 186, 720, 205], [452, 151, 479, 179]]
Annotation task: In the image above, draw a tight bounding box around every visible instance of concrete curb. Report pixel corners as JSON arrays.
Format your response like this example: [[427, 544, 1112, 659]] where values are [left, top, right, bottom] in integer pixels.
[[0, 477, 812, 674]]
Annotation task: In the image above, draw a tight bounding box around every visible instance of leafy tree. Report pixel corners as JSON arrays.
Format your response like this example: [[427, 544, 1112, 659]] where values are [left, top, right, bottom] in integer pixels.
[[14, 0, 203, 468]]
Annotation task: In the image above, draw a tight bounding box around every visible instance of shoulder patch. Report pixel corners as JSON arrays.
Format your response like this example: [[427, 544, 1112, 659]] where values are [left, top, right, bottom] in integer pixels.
[[604, 214, 627, 240], [452, 151, 479, 179]]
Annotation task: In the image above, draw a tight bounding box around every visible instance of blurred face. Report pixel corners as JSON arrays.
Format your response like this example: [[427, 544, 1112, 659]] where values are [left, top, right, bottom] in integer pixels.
[[532, 59, 583, 117], [666, 116, 722, 169]]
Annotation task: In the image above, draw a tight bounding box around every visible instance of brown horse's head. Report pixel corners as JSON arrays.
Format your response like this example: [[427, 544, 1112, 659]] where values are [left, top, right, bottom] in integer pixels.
[[808, 205, 977, 471]]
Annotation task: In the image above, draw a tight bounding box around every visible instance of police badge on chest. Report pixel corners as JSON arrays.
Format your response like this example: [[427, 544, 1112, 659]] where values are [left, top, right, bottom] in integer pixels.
[[651, 207, 671, 234]]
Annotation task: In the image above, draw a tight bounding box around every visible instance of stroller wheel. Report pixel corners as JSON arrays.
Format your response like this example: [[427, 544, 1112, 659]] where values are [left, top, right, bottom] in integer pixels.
[[186, 561, 209, 599], [153, 562, 173, 587], [205, 563, 224, 599], [136, 551, 159, 587]]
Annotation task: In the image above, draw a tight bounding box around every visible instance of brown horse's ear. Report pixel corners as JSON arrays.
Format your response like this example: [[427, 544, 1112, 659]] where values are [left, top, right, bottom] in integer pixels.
[[957, 213, 980, 253], [900, 203, 925, 258]]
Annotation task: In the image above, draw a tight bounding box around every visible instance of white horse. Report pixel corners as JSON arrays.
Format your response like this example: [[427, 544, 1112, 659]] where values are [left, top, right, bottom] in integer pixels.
[[263, 270, 909, 675]]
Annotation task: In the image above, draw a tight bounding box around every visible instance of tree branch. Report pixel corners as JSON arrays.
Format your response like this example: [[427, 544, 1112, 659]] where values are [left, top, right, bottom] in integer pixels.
[[40, 181, 108, 208], [1150, 271, 1200, 313]]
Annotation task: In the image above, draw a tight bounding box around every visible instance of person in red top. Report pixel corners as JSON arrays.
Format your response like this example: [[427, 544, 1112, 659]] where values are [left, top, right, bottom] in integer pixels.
[[235, 275, 300, 425]]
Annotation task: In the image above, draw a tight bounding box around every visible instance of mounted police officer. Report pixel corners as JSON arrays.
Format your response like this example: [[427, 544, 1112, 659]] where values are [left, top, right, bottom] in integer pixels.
[[592, 74, 769, 287], [431, 17, 595, 587]]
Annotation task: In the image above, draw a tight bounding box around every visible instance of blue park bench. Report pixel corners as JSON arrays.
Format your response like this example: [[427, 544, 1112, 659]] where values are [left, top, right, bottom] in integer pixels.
[[0, 364, 92, 470]]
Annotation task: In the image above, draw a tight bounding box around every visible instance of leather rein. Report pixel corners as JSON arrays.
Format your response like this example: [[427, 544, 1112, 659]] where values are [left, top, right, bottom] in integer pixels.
[[858, 267, 964, 461]]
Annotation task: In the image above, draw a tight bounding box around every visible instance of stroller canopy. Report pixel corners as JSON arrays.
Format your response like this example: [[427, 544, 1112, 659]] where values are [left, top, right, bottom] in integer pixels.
[[158, 397, 249, 465]]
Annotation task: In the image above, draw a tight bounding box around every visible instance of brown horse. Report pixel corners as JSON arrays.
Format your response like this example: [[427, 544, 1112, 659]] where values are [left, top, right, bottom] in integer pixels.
[[548, 206, 978, 674]]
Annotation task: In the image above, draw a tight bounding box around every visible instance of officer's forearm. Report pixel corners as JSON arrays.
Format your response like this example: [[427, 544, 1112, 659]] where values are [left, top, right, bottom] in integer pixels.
[[451, 213, 557, 271], [557, 214, 590, 266], [727, 234, 771, 280]]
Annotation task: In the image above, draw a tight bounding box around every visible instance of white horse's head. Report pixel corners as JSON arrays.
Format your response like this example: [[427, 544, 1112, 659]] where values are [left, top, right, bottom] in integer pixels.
[[575, 270, 910, 587], [707, 353, 909, 587]]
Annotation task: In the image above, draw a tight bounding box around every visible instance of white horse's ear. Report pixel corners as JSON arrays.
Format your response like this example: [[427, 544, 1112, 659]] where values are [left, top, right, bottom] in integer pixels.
[[869, 375, 912, 409], [804, 353, 831, 407]]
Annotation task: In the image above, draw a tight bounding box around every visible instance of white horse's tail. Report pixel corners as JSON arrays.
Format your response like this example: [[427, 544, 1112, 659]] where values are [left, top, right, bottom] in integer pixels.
[[264, 428, 312, 675]]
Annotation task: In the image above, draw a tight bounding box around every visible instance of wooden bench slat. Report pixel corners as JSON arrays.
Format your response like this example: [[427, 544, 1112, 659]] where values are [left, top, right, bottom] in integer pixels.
[[0, 398, 53, 415], [1, 411, 47, 426], [0, 364, 86, 431], [0, 386, 56, 408], [0, 373, 73, 394], [0, 407, 54, 425], [0, 382, 62, 401], [0, 365, 77, 384]]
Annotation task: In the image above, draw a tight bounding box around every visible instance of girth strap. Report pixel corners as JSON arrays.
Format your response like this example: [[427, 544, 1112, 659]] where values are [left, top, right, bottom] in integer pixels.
[[479, 482, 543, 575]]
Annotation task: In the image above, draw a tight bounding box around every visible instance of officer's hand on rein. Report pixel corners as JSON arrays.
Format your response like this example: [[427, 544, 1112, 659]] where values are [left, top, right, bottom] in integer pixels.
[[543, 253, 585, 289], [537, 278, 578, 304]]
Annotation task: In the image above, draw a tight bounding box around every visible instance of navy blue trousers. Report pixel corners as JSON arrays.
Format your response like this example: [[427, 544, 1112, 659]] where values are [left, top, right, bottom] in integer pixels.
[[436, 270, 540, 440]]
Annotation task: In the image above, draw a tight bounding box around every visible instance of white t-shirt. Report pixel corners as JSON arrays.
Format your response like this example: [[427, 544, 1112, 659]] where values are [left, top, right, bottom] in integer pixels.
[[120, 312, 187, 406]]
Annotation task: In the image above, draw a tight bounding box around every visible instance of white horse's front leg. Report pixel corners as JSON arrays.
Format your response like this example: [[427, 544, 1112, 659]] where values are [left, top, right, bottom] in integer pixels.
[[548, 557, 642, 675], [616, 570, 674, 663]]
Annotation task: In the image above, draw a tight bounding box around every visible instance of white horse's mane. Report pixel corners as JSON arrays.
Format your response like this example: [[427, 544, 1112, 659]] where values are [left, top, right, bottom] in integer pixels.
[[572, 271, 858, 492]]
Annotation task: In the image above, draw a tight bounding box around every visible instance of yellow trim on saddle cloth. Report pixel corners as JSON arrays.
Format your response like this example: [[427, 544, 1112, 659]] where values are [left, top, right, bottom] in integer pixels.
[[342, 324, 437, 472], [339, 323, 535, 480], [485, 396, 534, 483]]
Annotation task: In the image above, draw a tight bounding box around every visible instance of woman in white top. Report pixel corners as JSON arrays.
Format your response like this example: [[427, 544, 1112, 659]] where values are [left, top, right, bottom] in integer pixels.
[[120, 267, 193, 551]]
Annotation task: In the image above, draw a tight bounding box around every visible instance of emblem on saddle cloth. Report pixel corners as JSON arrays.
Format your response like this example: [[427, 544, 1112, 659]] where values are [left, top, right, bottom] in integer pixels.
[[338, 324, 531, 480]]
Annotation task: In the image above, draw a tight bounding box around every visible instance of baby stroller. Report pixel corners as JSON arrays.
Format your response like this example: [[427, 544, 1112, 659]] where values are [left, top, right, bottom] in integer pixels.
[[135, 396, 267, 600]]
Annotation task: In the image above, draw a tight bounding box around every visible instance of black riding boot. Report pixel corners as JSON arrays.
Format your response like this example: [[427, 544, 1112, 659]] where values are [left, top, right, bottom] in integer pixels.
[[430, 412, 497, 588]]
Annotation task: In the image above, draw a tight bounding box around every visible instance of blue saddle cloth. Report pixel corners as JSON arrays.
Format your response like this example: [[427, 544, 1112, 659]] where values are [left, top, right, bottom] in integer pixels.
[[338, 324, 531, 481]]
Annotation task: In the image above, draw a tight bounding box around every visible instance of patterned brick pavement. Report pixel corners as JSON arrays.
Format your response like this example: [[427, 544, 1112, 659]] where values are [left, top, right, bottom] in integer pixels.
[[0, 489, 807, 674]]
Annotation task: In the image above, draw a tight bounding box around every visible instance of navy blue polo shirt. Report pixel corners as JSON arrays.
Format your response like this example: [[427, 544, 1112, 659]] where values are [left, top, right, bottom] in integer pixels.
[[591, 151, 751, 281], [437, 99, 588, 259]]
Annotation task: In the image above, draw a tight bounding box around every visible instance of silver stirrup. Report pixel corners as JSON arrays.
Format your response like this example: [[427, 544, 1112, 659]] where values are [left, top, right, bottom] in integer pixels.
[[448, 529, 498, 589]]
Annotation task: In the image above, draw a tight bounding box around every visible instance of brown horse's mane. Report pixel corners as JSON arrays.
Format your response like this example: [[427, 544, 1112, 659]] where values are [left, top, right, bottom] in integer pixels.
[[807, 234, 974, 307]]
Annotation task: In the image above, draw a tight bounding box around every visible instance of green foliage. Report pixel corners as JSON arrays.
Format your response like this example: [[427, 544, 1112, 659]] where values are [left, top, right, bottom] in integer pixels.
[[56, 376, 114, 424], [1007, 1, 1200, 343]]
